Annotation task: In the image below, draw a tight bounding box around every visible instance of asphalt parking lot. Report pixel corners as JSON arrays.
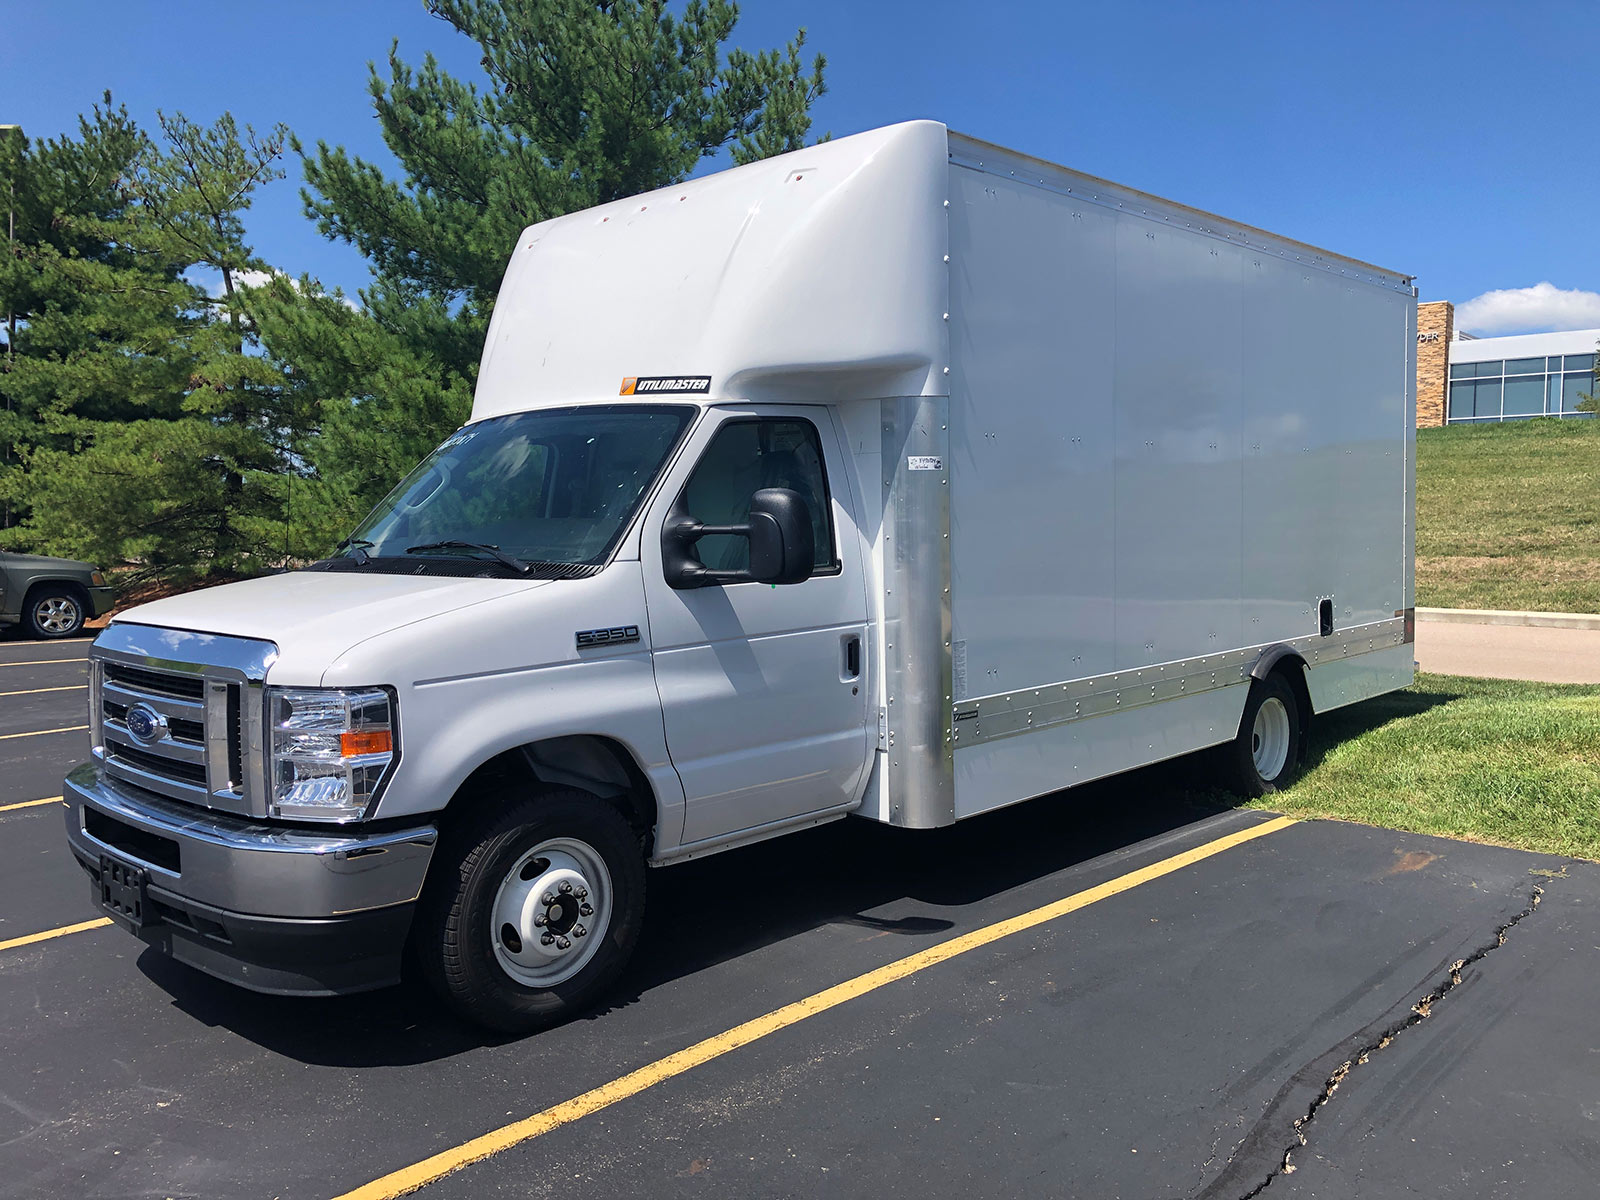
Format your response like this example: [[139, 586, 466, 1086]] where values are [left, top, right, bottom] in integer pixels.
[[3, 634, 1597, 1199]]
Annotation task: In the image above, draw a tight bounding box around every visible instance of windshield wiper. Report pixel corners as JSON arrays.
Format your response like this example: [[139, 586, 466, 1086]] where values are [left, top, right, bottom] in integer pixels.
[[335, 537, 375, 565], [405, 540, 531, 574]]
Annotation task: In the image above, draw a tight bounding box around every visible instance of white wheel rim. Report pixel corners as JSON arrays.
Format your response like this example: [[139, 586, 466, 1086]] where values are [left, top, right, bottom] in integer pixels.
[[490, 837, 612, 988], [35, 597, 80, 634], [1251, 696, 1292, 781]]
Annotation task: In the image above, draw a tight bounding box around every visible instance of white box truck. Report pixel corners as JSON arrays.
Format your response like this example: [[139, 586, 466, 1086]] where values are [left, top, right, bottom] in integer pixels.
[[64, 121, 1416, 1031]]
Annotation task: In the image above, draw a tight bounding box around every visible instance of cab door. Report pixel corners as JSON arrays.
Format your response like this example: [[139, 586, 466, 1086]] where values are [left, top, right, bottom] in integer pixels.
[[641, 406, 871, 846]]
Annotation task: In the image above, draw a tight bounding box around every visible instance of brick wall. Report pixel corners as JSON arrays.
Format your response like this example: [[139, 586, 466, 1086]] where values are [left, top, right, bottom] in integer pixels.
[[1416, 301, 1453, 427]]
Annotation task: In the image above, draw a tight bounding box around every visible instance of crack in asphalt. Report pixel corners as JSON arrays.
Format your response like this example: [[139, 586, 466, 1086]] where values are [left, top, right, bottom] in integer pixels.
[[1200, 884, 1546, 1200]]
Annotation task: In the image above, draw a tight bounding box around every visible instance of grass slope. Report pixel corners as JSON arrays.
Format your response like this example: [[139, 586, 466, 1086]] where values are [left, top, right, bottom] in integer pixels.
[[1248, 673, 1600, 861], [1416, 418, 1600, 613]]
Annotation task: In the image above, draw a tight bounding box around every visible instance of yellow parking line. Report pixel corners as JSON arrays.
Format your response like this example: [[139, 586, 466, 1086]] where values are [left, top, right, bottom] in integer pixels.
[[0, 917, 113, 953], [333, 814, 1299, 1200], [0, 684, 85, 697], [0, 658, 89, 668], [0, 725, 88, 741], [0, 796, 64, 813]]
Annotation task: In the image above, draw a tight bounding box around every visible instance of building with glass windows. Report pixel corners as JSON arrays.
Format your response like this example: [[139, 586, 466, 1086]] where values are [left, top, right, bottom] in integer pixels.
[[1414, 300, 1598, 426]]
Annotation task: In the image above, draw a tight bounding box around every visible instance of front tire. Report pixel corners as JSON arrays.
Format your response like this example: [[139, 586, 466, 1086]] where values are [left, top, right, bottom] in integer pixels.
[[24, 587, 87, 639], [1218, 673, 1304, 797], [414, 790, 645, 1033]]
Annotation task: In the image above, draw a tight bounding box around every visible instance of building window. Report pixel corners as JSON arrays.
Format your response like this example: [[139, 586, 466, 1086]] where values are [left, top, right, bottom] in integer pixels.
[[1503, 375, 1544, 417], [1445, 351, 1597, 422], [1561, 372, 1595, 414]]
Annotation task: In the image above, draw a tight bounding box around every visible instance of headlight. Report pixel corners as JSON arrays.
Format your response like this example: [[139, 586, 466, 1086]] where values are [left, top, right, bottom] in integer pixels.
[[267, 687, 398, 822]]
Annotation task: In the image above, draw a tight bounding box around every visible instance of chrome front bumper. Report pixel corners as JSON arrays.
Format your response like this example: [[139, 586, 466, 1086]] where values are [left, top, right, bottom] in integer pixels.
[[63, 762, 437, 995]]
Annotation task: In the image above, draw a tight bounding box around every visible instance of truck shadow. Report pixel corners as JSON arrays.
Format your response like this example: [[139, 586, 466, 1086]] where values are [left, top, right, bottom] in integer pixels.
[[137, 687, 1456, 1067]]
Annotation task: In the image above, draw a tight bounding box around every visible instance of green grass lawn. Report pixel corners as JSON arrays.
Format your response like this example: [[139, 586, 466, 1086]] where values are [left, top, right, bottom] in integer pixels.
[[1417, 417, 1600, 613], [1245, 673, 1600, 861]]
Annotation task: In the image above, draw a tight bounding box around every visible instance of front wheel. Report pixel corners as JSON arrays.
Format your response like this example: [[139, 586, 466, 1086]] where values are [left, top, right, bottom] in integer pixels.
[[1217, 673, 1304, 797], [414, 790, 646, 1033]]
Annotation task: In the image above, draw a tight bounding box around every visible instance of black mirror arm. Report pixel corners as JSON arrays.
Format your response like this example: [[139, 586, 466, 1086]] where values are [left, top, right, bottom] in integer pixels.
[[662, 516, 754, 589]]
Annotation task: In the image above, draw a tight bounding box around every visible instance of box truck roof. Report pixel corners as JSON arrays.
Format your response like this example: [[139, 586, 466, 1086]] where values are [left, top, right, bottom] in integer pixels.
[[471, 120, 1411, 422]]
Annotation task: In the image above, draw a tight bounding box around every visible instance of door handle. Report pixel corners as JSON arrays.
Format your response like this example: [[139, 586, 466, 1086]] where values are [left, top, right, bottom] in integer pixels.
[[843, 635, 861, 680]]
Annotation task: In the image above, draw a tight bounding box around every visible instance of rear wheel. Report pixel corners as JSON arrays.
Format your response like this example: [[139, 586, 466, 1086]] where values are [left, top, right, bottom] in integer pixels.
[[1218, 673, 1304, 797], [24, 586, 86, 639], [414, 789, 645, 1033]]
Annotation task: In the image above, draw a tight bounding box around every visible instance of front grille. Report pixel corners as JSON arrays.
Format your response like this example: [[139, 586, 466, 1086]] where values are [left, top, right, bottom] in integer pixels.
[[96, 658, 253, 814]]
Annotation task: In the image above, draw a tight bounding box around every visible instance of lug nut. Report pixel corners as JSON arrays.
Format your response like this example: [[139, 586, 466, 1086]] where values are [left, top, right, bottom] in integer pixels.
[[556, 936, 571, 950], [533, 914, 547, 927], [573, 924, 587, 938], [559, 881, 573, 894], [541, 891, 555, 905], [540, 932, 555, 946], [578, 902, 594, 916], [575, 887, 588, 899]]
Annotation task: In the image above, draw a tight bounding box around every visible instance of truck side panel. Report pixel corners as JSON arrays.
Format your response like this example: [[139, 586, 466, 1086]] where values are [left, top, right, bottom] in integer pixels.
[[944, 139, 1413, 821]]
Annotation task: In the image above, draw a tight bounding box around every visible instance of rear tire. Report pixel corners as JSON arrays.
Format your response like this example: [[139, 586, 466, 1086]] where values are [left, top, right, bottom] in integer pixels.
[[24, 585, 87, 639], [414, 789, 645, 1034], [1218, 673, 1304, 797]]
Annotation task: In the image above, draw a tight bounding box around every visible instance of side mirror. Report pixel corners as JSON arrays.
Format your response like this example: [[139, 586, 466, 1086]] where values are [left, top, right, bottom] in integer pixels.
[[663, 487, 815, 590], [746, 488, 815, 585]]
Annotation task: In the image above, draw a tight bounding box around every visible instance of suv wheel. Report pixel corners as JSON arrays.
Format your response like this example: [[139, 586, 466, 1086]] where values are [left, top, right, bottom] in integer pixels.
[[25, 588, 87, 639]]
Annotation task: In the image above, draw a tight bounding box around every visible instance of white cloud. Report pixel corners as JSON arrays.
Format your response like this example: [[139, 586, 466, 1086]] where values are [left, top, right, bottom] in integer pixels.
[[184, 266, 360, 310], [1456, 282, 1600, 336]]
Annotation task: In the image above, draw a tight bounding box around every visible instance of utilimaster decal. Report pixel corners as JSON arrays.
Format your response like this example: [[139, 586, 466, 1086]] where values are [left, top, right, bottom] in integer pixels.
[[619, 375, 712, 395]]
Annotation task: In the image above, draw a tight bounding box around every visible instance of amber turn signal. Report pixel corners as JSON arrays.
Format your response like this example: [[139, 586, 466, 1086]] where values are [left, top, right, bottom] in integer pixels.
[[340, 729, 394, 757]]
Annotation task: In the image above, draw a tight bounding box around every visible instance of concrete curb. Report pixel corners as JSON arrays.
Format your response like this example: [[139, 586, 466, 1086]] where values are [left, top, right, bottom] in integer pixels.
[[1417, 607, 1600, 631]]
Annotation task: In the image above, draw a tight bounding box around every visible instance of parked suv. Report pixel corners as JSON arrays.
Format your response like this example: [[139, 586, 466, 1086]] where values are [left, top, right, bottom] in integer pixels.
[[0, 552, 116, 638]]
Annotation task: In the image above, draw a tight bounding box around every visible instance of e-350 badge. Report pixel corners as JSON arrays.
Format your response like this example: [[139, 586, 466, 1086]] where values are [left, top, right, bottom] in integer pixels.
[[576, 625, 641, 649]]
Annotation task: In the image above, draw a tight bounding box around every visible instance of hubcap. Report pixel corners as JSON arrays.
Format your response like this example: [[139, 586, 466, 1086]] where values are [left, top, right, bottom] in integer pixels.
[[1251, 696, 1292, 782], [34, 596, 80, 634], [490, 837, 612, 988]]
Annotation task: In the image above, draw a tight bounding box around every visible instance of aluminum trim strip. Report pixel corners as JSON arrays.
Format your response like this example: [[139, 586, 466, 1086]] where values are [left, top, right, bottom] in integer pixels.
[[951, 618, 1408, 748], [881, 395, 955, 828]]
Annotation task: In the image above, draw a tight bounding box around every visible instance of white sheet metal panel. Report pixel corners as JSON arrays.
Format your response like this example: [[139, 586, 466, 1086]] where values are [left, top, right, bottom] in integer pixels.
[[944, 133, 1413, 819], [1307, 644, 1414, 713], [1111, 209, 1245, 669], [946, 170, 1118, 697], [474, 121, 950, 417]]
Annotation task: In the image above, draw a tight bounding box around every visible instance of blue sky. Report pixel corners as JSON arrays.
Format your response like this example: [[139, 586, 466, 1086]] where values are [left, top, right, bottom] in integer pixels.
[[5, 1, 1599, 334]]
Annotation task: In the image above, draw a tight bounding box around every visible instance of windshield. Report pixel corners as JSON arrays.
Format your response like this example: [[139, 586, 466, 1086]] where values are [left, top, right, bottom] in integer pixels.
[[341, 405, 694, 572]]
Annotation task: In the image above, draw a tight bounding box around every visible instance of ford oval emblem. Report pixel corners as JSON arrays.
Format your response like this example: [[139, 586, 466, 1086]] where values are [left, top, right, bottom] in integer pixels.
[[124, 702, 168, 746]]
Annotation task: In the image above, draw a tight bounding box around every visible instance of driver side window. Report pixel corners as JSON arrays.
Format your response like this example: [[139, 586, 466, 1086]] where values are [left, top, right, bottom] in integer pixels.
[[681, 419, 837, 574]]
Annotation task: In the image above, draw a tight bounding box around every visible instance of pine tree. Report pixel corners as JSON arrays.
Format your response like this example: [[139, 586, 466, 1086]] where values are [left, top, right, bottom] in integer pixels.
[[0, 100, 157, 530], [2, 106, 302, 585], [283, 0, 827, 541]]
